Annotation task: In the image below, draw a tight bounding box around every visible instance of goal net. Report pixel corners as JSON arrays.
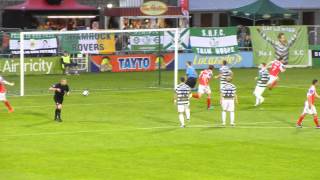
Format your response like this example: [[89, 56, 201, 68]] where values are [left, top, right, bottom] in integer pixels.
[[2, 28, 180, 96]]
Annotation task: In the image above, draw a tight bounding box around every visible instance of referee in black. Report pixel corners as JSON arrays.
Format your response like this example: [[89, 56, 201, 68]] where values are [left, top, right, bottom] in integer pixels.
[[49, 78, 70, 122]]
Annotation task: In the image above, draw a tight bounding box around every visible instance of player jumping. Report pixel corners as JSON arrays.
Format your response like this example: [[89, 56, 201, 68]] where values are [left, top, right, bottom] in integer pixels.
[[220, 77, 238, 127], [175, 77, 191, 128], [192, 65, 214, 110], [253, 63, 270, 106], [0, 76, 14, 113], [296, 79, 320, 128], [215, 60, 233, 90], [267, 56, 286, 90], [49, 78, 70, 122]]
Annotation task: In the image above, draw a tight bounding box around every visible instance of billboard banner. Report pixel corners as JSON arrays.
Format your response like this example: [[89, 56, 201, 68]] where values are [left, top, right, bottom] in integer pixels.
[[129, 32, 164, 51], [90, 53, 174, 72], [129, 29, 189, 51], [310, 45, 320, 67], [0, 57, 62, 75], [60, 33, 116, 54], [178, 52, 254, 69], [189, 27, 238, 56], [9, 33, 58, 55], [249, 26, 309, 66], [163, 28, 189, 51]]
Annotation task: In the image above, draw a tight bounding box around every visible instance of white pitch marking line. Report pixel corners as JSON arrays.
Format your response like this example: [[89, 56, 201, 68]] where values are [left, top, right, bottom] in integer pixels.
[[8, 87, 173, 98], [11, 100, 167, 109], [0, 124, 315, 138]]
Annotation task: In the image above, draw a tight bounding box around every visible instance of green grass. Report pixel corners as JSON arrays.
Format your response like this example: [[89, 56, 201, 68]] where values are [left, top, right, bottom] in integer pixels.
[[1, 68, 320, 180]]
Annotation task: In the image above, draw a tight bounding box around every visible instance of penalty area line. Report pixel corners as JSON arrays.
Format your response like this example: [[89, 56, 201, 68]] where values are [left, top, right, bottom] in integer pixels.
[[0, 124, 314, 138]]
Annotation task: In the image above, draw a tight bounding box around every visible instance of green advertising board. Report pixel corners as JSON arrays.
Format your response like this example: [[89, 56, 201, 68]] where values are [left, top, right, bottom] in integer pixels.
[[129, 31, 164, 51], [0, 56, 63, 75], [249, 26, 309, 66], [189, 27, 238, 56]]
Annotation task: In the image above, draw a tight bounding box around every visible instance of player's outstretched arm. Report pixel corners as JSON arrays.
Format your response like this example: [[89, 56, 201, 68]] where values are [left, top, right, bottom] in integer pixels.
[[288, 28, 300, 47], [257, 27, 275, 46], [3, 80, 14, 86], [49, 87, 61, 92]]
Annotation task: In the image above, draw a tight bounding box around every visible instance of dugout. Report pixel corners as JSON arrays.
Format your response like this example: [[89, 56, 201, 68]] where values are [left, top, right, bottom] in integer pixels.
[[2, 0, 99, 30]]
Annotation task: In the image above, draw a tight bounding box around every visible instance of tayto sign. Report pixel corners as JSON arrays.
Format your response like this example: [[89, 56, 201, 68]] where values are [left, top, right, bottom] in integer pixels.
[[140, 1, 168, 16], [117, 57, 152, 71], [90, 53, 175, 72]]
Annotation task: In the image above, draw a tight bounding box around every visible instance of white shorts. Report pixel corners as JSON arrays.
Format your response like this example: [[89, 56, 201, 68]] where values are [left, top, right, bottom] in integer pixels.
[[177, 104, 190, 113], [0, 93, 6, 101], [267, 75, 278, 85], [303, 101, 317, 115], [254, 86, 266, 97], [220, 83, 226, 90], [198, 85, 211, 95], [222, 99, 235, 112]]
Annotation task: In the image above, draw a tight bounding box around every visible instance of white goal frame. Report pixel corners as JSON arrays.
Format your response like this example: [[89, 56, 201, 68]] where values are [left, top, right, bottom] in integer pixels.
[[19, 28, 180, 96]]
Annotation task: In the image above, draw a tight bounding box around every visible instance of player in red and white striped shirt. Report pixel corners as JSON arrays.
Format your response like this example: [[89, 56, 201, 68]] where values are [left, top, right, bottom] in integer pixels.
[[296, 79, 320, 128], [192, 65, 214, 109], [0, 76, 14, 113], [267, 57, 286, 90]]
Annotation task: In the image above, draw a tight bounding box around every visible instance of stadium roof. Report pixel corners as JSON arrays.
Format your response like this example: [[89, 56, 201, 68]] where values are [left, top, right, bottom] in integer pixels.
[[5, 0, 97, 11], [190, 0, 320, 11]]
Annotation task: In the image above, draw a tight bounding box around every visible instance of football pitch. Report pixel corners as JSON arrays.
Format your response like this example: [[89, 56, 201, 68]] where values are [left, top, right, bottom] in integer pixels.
[[1, 68, 320, 180]]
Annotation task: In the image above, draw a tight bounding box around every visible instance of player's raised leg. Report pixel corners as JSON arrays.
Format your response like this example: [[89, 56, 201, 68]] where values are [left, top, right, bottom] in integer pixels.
[[0, 76, 15, 113], [254, 63, 269, 106], [192, 65, 214, 109]]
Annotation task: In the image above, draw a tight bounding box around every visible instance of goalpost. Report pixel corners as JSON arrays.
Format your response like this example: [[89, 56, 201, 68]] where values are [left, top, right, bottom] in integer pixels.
[[18, 28, 180, 96]]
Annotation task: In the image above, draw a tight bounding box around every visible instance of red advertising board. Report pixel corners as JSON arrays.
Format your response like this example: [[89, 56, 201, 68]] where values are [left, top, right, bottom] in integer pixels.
[[90, 53, 174, 72], [180, 0, 189, 16]]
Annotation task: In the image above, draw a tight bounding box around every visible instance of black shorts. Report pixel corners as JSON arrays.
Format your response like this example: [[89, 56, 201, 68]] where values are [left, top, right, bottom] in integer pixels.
[[54, 96, 64, 105], [186, 77, 197, 88], [64, 63, 77, 67]]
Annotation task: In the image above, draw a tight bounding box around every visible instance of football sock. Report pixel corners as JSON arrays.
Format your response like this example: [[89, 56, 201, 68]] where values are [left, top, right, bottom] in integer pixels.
[[222, 111, 226, 125], [57, 109, 61, 119], [207, 98, 211, 108], [313, 116, 319, 126], [185, 108, 190, 120], [297, 115, 305, 125], [4, 101, 12, 111], [179, 113, 185, 126], [55, 109, 59, 119], [255, 97, 260, 105], [192, 94, 199, 98], [271, 81, 277, 88], [55, 109, 61, 119], [230, 111, 235, 125]]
